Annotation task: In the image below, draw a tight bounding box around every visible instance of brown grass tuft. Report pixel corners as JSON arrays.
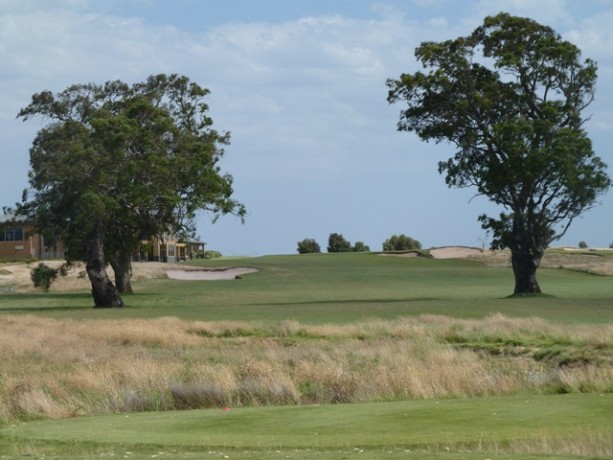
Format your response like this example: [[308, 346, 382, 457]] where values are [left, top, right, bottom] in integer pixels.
[[0, 314, 611, 422]]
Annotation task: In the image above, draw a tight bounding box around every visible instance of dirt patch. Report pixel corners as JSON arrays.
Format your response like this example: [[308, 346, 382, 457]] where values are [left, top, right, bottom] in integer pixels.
[[0, 261, 258, 293]]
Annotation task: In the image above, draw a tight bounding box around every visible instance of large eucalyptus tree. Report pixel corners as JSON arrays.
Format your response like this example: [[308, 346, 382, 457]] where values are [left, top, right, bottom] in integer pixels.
[[387, 13, 610, 294], [18, 74, 245, 307]]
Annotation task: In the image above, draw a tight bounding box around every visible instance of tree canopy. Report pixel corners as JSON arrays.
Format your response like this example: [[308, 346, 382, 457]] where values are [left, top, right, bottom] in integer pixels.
[[387, 13, 610, 294], [18, 74, 245, 307], [327, 233, 352, 253], [382, 234, 422, 252], [297, 238, 322, 254]]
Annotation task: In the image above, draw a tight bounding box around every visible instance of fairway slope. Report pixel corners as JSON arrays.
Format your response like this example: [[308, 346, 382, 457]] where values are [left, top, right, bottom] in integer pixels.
[[2, 394, 611, 459]]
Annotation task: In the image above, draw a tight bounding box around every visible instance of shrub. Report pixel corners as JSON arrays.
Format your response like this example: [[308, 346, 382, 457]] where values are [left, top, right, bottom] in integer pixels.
[[297, 238, 321, 254], [204, 250, 222, 259], [352, 241, 370, 252], [327, 233, 352, 253], [382, 234, 422, 251], [578, 241, 588, 249], [30, 263, 65, 292]]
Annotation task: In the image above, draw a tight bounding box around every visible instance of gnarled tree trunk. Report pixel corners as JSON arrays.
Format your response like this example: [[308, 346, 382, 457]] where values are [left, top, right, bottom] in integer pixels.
[[510, 247, 543, 295], [507, 212, 546, 295], [110, 251, 133, 294], [86, 226, 124, 308]]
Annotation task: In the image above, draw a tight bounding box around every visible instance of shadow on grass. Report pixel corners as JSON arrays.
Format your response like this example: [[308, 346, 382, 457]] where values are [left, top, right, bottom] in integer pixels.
[[0, 290, 165, 313], [504, 292, 557, 299], [0, 305, 95, 313], [248, 297, 443, 307]]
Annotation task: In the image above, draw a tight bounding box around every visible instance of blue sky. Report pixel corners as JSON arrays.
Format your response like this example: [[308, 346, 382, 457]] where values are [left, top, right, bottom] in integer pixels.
[[1, 0, 612, 255]]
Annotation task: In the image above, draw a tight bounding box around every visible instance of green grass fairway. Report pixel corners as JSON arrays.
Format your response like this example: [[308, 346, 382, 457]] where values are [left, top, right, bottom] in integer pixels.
[[2, 394, 611, 459], [1, 253, 612, 323]]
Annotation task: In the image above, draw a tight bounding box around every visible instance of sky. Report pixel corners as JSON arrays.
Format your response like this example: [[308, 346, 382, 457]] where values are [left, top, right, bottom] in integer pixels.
[[1, 0, 612, 256]]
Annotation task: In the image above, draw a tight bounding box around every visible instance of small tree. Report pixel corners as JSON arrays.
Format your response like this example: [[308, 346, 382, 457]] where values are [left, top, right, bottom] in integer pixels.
[[327, 233, 352, 253], [578, 241, 588, 249], [382, 234, 422, 252], [352, 241, 370, 252], [297, 238, 321, 254]]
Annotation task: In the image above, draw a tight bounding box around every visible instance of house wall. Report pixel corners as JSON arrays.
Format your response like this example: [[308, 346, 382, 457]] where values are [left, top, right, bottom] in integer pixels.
[[0, 223, 65, 261], [0, 224, 36, 260], [144, 236, 178, 263], [1, 219, 181, 263]]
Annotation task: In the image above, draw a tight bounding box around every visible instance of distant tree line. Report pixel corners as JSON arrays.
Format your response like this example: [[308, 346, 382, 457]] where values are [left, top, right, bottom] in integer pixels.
[[297, 233, 421, 254]]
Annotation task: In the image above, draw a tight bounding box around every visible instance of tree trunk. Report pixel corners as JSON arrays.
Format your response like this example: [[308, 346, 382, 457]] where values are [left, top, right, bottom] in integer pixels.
[[510, 248, 543, 295], [110, 252, 133, 294], [86, 227, 124, 308]]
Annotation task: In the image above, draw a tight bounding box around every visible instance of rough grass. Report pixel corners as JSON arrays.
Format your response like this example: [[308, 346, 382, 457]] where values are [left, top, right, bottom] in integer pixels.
[[0, 313, 611, 422]]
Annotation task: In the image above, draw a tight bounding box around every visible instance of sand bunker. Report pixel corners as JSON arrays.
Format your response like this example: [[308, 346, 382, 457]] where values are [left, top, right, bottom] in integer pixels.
[[429, 246, 485, 259], [166, 267, 258, 280], [379, 246, 485, 259]]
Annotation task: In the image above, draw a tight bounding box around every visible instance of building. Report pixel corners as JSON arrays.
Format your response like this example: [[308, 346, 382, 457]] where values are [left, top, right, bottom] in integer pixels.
[[132, 237, 206, 263], [0, 214, 64, 260], [1, 213, 205, 262]]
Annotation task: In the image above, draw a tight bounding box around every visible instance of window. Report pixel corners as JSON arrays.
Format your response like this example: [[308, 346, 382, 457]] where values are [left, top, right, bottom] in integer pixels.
[[0, 227, 26, 242], [168, 244, 175, 257]]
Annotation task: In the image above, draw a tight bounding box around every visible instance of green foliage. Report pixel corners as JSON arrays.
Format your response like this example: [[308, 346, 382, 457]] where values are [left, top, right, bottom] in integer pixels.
[[578, 241, 588, 249], [327, 233, 352, 253], [297, 238, 321, 254], [382, 234, 422, 251], [17, 74, 245, 306], [204, 250, 222, 259], [30, 262, 66, 292], [352, 241, 370, 252], [387, 13, 611, 294]]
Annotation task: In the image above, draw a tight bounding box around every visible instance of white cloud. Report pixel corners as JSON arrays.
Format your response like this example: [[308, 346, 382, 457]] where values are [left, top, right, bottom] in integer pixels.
[[2, 1, 613, 253]]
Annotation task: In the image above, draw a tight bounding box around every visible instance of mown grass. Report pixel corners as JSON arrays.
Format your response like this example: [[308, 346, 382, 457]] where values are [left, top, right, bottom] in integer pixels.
[[1, 253, 612, 323], [2, 394, 611, 459]]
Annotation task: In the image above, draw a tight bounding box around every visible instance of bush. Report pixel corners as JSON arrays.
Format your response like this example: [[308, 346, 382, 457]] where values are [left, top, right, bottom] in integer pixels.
[[352, 241, 370, 252], [30, 262, 65, 292], [297, 238, 321, 254], [578, 241, 588, 249], [382, 234, 422, 252], [327, 233, 352, 253], [204, 250, 222, 259]]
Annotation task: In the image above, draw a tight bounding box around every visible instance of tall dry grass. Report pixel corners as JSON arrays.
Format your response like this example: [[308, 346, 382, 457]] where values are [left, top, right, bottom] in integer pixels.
[[0, 314, 611, 422]]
